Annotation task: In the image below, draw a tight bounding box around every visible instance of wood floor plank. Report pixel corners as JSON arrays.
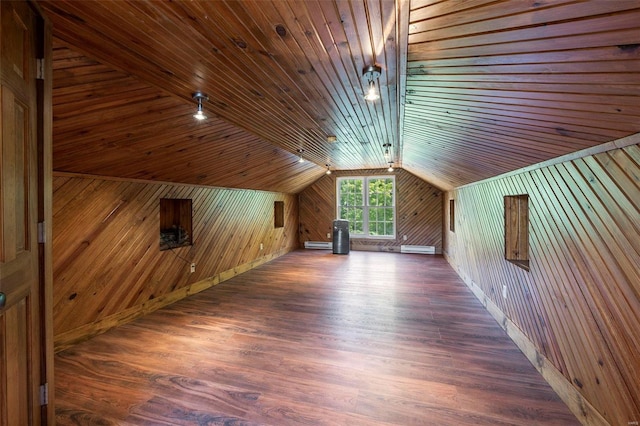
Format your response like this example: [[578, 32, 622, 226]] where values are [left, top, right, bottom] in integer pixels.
[[55, 250, 579, 425]]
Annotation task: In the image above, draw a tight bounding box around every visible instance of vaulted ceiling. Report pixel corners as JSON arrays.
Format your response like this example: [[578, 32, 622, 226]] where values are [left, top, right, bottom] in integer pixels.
[[38, 0, 640, 192]]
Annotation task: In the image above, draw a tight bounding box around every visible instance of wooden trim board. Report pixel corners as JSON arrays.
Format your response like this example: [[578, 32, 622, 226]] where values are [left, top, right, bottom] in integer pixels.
[[54, 248, 292, 353], [444, 253, 610, 426], [457, 132, 640, 190]]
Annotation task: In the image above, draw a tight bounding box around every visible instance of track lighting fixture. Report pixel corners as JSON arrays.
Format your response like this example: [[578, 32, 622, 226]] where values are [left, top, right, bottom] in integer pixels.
[[192, 92, 208, 120], [362, 64, 381, 101]]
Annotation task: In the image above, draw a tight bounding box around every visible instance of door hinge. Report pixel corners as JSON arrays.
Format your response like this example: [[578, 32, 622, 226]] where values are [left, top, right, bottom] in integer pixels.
[[40, 383, 49, 406], [36, 58, 45, 80], [37, 222, 46, 244]]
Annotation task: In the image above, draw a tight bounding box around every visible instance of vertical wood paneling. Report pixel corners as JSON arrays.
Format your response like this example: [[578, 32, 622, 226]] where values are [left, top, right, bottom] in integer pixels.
[[445, 144, 640, 425], [52, 175, 298, 347], [299, 169, 443, 253]]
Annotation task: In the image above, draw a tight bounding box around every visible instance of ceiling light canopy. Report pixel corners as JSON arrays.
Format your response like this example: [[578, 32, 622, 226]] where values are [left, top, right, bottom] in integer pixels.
[[362, 65, 381, 102], [192, 91, 208, 120]]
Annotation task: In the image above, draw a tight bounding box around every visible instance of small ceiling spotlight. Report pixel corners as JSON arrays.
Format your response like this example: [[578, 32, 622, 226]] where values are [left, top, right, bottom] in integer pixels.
[[297, 149, 305, 163], [382, 143, 392, 163], [325, 164, 332, 175], [192, 92, 208, 120], [362, 64, 381, 101], [387, 162, 394, 172]]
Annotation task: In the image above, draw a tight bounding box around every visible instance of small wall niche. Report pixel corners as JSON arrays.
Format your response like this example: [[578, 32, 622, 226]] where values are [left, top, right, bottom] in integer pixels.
[[504, 194, 529, 270], [160, 198, 192, 251], [449, 199, 455, 232], [274, 201, 284, 228]]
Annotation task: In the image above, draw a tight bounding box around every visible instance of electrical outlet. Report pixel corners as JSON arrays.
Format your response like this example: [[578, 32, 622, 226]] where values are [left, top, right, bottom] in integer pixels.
[[190, 263, 196, 273], [260, 243, 264, 250], [502, 284, 507, 299], [403, 235, 407, 241], [327, 232, 331, 239]]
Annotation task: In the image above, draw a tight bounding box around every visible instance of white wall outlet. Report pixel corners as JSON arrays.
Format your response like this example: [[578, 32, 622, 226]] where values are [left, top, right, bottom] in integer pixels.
[[403, 235, 407, 241], [327, 232, 331, 239], [190, 263, 196, 273], [260, 243, 264, 250], [502, 284, 507, 299]]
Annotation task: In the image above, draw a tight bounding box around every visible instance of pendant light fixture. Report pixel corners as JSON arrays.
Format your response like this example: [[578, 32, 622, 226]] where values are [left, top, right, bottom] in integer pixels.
[[382, 143, 392, 163], [297, 149, 305, 163], [387, 162, 394, 172], [362, 65, 381, 101], [192, 92, 208, 120], [325, 164, 332, 175]]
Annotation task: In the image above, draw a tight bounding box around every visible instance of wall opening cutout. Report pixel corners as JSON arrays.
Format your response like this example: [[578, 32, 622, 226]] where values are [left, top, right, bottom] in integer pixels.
[[449, 199, 455, 232], [160, 198, 193, 251], [504, 194, 529, 271], [274, 201, 284, 228]]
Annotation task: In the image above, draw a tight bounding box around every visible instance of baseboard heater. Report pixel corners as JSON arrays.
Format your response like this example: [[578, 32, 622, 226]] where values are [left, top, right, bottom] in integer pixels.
[[304, 241, 332, 249], [400, 245, 435, 254]]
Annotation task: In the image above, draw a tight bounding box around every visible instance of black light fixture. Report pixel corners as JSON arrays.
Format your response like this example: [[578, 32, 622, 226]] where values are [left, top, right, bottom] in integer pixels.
[[362, 64, 381, 101], [192, 92, 208, 120]]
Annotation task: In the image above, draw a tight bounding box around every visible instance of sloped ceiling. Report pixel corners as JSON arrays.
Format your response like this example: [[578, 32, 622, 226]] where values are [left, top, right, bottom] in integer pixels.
[[38, 0, 640, 191], [404, 0, 640, 188], [52, 42, 324, 194]]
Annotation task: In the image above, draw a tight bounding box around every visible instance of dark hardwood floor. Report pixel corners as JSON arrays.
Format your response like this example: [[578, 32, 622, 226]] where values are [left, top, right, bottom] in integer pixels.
[[55, 250, 579, 425]]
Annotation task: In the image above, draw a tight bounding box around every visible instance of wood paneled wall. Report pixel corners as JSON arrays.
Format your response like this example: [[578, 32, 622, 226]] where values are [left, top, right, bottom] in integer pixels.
[[444, 143, 640, 425], [299, 169, 443, 253], [52, 175, 298, 350]]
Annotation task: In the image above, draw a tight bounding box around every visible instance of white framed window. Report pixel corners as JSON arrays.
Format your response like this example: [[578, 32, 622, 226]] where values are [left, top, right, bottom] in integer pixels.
[[336, 176, 396, 238]]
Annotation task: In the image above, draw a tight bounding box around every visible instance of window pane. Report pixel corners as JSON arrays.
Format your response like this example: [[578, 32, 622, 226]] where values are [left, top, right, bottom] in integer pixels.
[[337, 176, 394, 238], [352, 213, 364, 233], [345, 193, 355, 206], [385, 207, 393, 221], [385, 222, 394, 236], [369, 222, 378, 236]]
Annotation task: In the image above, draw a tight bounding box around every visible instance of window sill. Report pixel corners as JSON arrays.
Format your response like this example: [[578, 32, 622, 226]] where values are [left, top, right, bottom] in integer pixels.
[[350, 236, 396, 240]]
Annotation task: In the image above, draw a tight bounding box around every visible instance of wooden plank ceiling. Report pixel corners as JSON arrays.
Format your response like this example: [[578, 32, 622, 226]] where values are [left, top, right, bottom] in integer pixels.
[[38, 0, 640, 191]]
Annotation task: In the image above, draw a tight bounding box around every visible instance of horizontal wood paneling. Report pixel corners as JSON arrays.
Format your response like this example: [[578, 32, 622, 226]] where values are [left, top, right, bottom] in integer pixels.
[[40, 1, 640, 191], [40, 0, 404, 172], [299, 168, 442, 253], [51, 41, 324, 194], [52, 175, 298, 347], [405, 1, 640, 189], [445, 143, 640, 424]]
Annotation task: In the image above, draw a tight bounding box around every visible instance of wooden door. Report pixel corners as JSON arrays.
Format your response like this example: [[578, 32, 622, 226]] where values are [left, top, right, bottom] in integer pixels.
[[0, 2, 46, 424]]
